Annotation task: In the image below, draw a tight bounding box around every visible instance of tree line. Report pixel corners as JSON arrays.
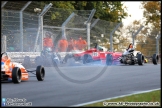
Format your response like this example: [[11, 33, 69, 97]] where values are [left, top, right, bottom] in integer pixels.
[[2, 1, 161, 55]]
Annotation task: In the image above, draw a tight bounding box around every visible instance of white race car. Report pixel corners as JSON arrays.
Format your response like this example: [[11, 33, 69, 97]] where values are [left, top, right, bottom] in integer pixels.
[[119, 48, 145, 65], [119, 49, 160, 65]]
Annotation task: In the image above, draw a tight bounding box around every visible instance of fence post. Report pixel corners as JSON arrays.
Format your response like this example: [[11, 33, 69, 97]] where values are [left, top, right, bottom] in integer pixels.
[[110, 22, 122, 52], [85, 9, 96, 50], [1, 4, 6, 52], [1, 1, 8, 8], [132, 31, 134, 46], [34, 3, 53, 51], [34, 16, 41, 51], [87, 9, 96, 23], [156, 32, 161, 55], [62, 12, 75, 38], [132, 25, 144, 46], [1, 35, 7, 52], [90, 18, 99, 29], [40, 16, 44, 51], [20, 1, 32, 52], [87, 23, 91, 50]]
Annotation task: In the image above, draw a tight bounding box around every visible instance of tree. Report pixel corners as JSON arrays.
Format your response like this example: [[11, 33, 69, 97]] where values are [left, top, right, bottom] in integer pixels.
[[141, 1, 161, 30], [116, 20, 147, 54], [73, 1, 128, 22], [114, 24, 132, 52], [125, 19, 160, 56], [140, 1, 161, 56], [2, 1, 129, 52], [41, 1, 128, 23]]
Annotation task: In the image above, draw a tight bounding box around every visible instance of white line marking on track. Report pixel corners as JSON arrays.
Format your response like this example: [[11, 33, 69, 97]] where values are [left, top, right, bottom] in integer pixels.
[[71, 88, 161, 107]]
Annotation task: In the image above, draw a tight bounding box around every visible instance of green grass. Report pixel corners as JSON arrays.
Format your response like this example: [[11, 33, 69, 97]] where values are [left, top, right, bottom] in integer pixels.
[[84, 90, 161, 107]]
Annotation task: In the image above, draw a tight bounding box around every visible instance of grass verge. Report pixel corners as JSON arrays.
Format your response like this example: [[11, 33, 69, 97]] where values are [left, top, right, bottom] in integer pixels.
[[84, 90, 161, 107]]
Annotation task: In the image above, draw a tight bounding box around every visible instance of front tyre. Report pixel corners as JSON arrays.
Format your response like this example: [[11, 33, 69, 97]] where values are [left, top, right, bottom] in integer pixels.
[[82, 54, 93, 64], [12, 67, 22, 83], [36, 65, 45, 81], [152, 54, 159, 65], [137, 54, 144, 65]]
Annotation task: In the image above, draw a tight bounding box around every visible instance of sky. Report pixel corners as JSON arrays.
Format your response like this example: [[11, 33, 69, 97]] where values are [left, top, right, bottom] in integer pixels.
[[121, 1, 144, 27]]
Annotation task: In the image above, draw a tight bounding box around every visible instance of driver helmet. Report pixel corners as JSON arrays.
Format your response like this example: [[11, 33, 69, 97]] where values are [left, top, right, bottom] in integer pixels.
[[2, 55, 8, 62], [129, 43, 133, 48], [45, 47, 52, 52]]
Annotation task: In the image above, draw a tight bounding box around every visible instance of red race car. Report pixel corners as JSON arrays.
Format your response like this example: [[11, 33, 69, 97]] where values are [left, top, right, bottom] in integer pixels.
[[1, 52, 45, 84], [63, 43, 122, 65]]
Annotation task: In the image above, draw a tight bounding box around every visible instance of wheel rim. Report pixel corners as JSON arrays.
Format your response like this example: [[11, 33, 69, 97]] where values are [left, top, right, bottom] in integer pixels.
[[17, 71, 21, 82], [41, 71, 44, 79], [17, 75, 20, 81]]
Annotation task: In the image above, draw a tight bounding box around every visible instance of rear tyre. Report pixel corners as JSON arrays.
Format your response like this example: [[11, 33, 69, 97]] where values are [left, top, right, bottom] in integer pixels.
[[12, 67, 22, 83], [36, 65, 45, 81], [137, 54, 144, 65], [152, 54, 159, 65], [83, 54, 93, 64]]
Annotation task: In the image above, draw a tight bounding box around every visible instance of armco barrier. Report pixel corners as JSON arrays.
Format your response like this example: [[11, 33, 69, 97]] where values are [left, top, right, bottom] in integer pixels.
[[7, 52, 40, 63], [5, 51, 160, 64], [6, 51, 84, 63]]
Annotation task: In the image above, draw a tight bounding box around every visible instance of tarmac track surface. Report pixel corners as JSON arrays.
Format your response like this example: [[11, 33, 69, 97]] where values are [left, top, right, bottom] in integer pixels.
[[1, 63, 161, 107]]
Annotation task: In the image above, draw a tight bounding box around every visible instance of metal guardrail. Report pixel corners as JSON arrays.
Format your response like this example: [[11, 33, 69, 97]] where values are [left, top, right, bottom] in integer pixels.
[[6, 51, 84, 63], [7, 52, 40, 63], [6, 51, 160, 64]]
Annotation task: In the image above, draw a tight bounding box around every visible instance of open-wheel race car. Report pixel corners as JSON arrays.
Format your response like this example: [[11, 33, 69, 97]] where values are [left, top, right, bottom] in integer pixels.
[[1, 52, 45, 84], [118, 49, 159, 66], [63, 43, 122, 65], [34, 47, 61, 67], [23, 47, 62, 68], [117, 48, 147, 65]]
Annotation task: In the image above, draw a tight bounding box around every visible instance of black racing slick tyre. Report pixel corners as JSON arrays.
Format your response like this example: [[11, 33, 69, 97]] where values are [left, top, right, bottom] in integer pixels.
[[137, 54, 144, 65], [152, 54, 159, 65], [12, 67, 22, 84], [106, 54, 113, 66], [82, 54, 93, 64], [36, 65, 45, 81]]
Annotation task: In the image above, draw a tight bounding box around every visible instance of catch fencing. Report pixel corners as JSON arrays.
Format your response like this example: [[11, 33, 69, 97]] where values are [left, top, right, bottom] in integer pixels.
[[1, 1, 122, 53], [1, 1, 160, 63]]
